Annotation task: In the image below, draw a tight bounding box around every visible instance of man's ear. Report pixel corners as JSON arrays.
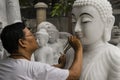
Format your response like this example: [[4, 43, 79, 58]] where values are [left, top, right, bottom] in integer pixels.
[[18, 39, 26, 48]]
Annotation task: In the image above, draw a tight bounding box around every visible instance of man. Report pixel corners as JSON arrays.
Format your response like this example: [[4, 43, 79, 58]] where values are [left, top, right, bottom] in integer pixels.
[[65, 0, 120, 80], [0, 22, 83, 80]]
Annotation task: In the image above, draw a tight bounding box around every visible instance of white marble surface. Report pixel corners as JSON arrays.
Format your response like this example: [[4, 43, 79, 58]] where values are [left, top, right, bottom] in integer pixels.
[[0, 0, 21, 28], [36, 21, 70, 64], [65, 0, 120, 80]]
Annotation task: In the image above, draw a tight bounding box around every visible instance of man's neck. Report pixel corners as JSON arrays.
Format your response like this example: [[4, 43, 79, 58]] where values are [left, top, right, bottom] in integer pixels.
[[9, 52, 31, 61]]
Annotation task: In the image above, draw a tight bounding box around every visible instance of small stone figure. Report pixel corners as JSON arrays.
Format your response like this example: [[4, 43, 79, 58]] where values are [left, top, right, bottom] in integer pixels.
[[34, 29, 54, 65], [109, 26, 120, 45], [37, 21, 68, 64]]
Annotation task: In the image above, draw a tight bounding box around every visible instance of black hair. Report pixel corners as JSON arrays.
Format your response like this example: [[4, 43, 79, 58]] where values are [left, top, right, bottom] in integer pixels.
[[0, 22, 26, 54]]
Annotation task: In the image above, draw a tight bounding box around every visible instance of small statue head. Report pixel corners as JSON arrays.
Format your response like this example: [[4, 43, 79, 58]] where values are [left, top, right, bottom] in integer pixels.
[[37, 21, 57, 32], [72, 0, 115, 45], [37, 21, 59, 44], [36, 29, 49, 47]]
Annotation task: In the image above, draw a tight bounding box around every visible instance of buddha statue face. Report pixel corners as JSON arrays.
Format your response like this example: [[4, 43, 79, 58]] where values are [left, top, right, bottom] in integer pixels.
[[73, 6, 104, 45], [72, 0, 115, 46]]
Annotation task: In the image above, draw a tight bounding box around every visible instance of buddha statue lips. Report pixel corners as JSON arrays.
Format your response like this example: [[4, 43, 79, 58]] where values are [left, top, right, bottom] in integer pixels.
[[75, 32, 84, 39]]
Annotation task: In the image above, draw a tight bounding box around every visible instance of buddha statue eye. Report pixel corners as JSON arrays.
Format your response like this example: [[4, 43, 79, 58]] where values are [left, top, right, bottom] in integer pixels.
[[81, 17, 92, 23]]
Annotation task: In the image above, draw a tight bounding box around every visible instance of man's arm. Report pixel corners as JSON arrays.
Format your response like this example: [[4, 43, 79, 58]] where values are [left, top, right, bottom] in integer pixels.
[[66, 36, 83, 80], [53, 36, 83, 80]]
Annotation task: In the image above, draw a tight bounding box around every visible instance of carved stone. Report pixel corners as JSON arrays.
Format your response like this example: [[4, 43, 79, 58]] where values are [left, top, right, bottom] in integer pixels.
[[36, 21, 71, 64], [34, 29, 54, 64], [0, 0, 21, 28], [65, 0, 120, 80]]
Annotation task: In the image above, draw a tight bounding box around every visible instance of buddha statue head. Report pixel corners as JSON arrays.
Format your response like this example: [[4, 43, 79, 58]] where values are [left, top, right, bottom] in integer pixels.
[[37, 21, 59, 44], [72, 0, 115, 46], [36, 29, 49, 47]]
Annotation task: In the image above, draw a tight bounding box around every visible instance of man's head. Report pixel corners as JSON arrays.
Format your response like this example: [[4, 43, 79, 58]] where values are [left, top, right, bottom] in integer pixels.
[[72, 0, 115, 45], [1, 22, 38, 54]]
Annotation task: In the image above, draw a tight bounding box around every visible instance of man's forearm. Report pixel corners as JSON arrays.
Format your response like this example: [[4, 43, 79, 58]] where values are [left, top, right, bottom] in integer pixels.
[[67, 48, 83, 80], [52, 64, 64, 68]]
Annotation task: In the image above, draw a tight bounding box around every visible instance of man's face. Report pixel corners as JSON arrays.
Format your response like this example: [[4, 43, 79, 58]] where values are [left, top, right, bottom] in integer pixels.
[[23, 27, 39, 52], [72, 6, 105, 46]]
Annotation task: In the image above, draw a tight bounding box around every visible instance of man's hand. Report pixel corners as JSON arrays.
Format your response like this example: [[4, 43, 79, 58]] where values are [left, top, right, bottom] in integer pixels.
[[68, 36, 82, 52], [53, 53, 66, 68], [58, 53, 66, 66]]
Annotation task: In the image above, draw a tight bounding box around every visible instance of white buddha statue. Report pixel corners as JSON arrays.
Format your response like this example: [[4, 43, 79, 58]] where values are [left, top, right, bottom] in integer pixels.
[[37, 21, 67, 64], [64, 0, 120, 80], [34, 29, 54, 65], [0, 0, 21, 28]]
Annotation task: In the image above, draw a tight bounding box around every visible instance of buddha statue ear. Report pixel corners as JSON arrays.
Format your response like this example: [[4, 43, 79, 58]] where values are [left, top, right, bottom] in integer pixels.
[[103, 16, 115, 42]]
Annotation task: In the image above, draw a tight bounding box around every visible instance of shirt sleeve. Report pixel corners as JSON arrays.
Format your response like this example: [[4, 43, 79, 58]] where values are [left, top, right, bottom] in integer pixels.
[[32, 62, 69, 80]]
